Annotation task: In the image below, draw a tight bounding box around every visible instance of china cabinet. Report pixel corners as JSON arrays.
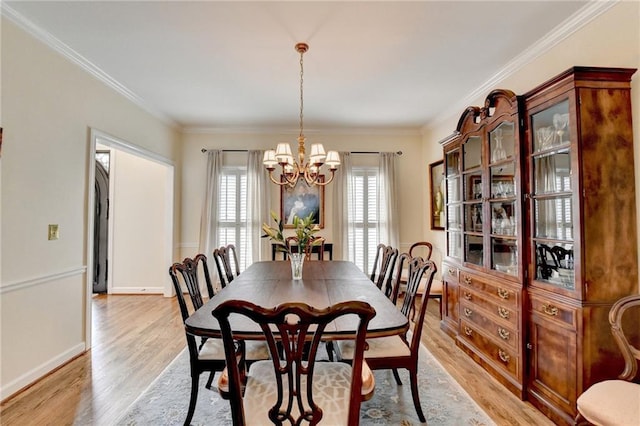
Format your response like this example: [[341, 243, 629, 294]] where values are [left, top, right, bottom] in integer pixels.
[[441, 67, 638, 426], [441, 89, 526, 396], [523, 66, 637, 425]]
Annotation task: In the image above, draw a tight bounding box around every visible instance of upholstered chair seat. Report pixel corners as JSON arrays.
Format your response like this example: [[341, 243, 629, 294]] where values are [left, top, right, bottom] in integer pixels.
[[239, 360, 374, 425], [339, 335, 411, 360], [577, 380, 640, 425], [198, 339, 269, 362]]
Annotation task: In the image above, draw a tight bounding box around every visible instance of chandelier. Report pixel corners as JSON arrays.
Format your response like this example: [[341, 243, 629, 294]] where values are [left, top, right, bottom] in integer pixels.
[[263, 42, 340, 187]]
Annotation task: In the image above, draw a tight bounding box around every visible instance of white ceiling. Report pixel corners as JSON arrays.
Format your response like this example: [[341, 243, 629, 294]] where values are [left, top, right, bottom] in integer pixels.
[[4, 1, 601, 132]]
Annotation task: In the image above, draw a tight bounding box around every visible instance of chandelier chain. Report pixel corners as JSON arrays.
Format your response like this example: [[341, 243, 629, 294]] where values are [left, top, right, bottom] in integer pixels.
[[299, 49, 304, 138]]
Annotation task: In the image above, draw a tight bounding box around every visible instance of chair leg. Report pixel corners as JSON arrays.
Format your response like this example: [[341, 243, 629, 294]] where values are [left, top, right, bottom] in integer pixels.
[[392, 368, 402, 385], [326, 341, 334, 361], [409, 367, 425, 423], [205, 370, 216, 389], [185, 374, 200, 426]]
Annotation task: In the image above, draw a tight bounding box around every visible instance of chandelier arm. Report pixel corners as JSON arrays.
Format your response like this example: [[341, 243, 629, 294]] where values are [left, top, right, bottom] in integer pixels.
[[267, 170, 288, 186], [312, 169, 337, 186]]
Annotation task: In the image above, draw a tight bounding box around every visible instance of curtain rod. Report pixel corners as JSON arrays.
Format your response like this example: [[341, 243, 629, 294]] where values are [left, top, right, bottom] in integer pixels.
[[201, 148, 248, 153], [201, 148, 402, 155], [351, 150, 402, 155]]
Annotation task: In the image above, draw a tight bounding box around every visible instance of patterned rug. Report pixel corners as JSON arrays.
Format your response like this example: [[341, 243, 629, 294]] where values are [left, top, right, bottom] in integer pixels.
[[116, 344, 495, 425]]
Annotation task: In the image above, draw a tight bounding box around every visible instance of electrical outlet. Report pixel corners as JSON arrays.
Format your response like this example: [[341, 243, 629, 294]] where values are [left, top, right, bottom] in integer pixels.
[[48, 224, 59, 240]]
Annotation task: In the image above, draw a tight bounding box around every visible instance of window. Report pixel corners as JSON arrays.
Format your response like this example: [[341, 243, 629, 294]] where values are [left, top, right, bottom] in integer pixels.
[[350, 167, 379, 275], [218, 167, 248, 270]]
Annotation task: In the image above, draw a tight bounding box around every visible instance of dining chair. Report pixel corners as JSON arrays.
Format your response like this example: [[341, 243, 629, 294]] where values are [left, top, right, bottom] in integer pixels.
[[169, 255, 269, 426], [384, 252, 411, 305], [575, 294, 640, 426], [337, 256, 437, 423], [370, 244, 399, 291], [213, 300, 377, 426], [409, 241, 433, 260], [285, 235, 325, 260], [400, 241, 442, 319], [213, 244, 240, 288], [169, 256, 226, 426]]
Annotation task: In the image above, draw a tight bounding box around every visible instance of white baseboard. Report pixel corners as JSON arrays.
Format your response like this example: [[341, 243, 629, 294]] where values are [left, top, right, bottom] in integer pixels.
[[0, 342, 86, 402]]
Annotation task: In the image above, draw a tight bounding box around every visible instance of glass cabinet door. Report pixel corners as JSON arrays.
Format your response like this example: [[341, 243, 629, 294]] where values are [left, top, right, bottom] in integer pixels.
[[462, 135, 483, 266], [445, 149, 462, 259], [489, 121, 518, 276], [530, 99, 575, 289]]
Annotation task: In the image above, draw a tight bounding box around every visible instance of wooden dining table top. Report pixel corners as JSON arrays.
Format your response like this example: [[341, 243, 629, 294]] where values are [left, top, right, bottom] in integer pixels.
[[184, 260, 409, 340]]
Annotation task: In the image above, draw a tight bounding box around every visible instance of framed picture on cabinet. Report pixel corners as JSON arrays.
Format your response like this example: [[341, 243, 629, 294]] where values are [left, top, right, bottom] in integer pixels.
[[281, 175, 325, 229], [430, 160, 445, 230]]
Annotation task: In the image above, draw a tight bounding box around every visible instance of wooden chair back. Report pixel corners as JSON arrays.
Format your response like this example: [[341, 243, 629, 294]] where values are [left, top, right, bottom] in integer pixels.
[[370, 244, 399, 290], [285, 236, 326, 260], [409, 241, 433, 260], [399, 257, 437, 353], [610, 294, 640, 381], [169, 254, 213, 317], [213, 244, 240, 288], [213, 300, 376, 426], [384, 252, 411, 304]]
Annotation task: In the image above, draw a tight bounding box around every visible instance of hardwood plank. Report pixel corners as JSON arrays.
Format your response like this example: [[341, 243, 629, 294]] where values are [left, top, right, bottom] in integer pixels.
[[1, 294, 553, 425]]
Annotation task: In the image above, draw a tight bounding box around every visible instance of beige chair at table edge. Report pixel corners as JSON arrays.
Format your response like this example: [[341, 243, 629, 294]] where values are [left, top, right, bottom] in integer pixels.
[[400, 242, 443, 320], [337, 256, 437, 423], [213, 300, 376, 426], [169, 254, 269, 426], [212, 244, 241, 288], [575, 294, 640, 426]]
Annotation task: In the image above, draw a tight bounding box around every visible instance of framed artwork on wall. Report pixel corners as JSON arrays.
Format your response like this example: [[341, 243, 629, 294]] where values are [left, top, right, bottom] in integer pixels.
[[281, 175, 325, 229], [430, 160, 445, 230]]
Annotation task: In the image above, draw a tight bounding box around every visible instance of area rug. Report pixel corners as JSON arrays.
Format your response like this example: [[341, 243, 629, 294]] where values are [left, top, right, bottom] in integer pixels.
[[116, 344, 495, 425]]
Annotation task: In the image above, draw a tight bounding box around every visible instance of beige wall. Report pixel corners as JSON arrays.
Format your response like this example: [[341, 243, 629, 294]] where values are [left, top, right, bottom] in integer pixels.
[[0, 18, 180, 398], [420, 1, 640, 283], [109, 148, 173, 294], [179, 131, 424, 261]]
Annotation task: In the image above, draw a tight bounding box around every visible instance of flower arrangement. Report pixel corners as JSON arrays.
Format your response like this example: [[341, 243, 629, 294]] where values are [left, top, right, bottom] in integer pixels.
[[262, 211, 321, 256]]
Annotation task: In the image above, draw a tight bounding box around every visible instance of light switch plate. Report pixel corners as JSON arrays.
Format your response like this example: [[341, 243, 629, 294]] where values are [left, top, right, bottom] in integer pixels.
[[48, 224, 59, 240]]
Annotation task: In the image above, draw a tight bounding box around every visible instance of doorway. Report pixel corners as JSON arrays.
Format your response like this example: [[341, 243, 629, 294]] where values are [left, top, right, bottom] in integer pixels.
[[86, 128, 174, 350], [93, 152, 110, 294]]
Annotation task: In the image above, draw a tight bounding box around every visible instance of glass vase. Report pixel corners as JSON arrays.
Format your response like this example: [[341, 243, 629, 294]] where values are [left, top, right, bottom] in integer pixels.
[[290, 253, 304, 280]]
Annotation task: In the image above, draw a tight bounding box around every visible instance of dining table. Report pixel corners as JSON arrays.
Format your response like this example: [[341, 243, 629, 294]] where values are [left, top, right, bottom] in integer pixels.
[[185, 260, 408, 341]]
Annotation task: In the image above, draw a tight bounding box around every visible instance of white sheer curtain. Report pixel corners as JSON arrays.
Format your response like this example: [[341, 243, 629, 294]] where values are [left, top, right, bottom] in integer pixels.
[[378, 152, 400, 249], [331, 152, 352, 260], [198, 150, 221, 257], [246, 150, 271, 263]]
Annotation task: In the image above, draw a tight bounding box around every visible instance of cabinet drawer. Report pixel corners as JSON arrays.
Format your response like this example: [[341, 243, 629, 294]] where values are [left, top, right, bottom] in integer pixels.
[[459, 273, 519, 309], [460, 300, 519, 351], [460, 319, 519, 377], [529, 296, 576, 329], [443, 263, 459, 283], [459, 286, 518, 328]]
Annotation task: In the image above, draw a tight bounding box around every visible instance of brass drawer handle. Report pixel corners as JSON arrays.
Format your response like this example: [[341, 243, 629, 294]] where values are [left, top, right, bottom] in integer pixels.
[[497, 328, 510, 340], [463, 292, 472, 301], [498, 307, 510, 319], [464, 326, 473, 336], [542, 304, 559, 316], [464, 308, 473, 317], [448, 268, 455, 276], [464, 276, 472, 285], [498, 349, 510, 363], [497, 288, 509, 300]]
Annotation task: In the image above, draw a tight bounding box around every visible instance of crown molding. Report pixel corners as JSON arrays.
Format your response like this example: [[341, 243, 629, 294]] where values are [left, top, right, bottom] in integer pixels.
[[184, 126, 421, 136], [2, 3, 178, 129], [423, 0, 619, 132]]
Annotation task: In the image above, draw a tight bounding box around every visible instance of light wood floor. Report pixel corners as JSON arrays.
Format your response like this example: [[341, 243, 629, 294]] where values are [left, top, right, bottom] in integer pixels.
[[0, 294, 553, 425]]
